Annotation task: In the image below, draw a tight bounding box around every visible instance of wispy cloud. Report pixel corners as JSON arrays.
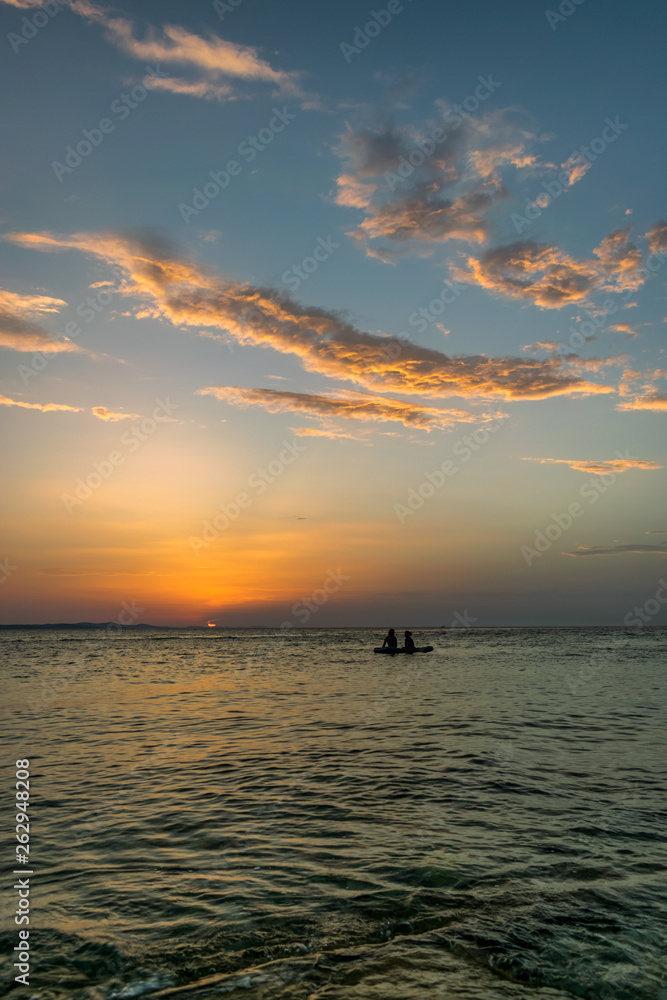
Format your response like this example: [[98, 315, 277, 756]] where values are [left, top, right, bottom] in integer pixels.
[[0, 394, 139, 421], [522, 456, 662, 475], [0, 289, 80, 354], [0, 394, 83, 414], [91, 406, 141, 421], [70, 0, 307, 103], [646, 219, 667, 255], [564, 543, 667, 557], [6, 230, 619, 403], [609, 322, 639, 338], [198, 385, 507, 432]]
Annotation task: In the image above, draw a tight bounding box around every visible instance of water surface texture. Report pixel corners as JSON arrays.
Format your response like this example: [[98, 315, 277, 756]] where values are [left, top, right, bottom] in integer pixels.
[[1, 627, 666, 999]]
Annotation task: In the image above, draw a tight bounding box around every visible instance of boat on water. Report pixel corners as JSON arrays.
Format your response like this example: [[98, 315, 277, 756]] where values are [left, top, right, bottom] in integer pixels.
[[373, 645, 434, 654]]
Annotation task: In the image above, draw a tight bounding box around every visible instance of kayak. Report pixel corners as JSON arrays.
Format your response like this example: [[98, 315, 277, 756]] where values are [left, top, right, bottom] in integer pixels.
[[374, 645, 434, 654]]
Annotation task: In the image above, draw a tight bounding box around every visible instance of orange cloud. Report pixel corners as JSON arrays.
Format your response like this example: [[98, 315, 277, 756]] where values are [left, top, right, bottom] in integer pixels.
[[0, 288, 80, 354], [617, 391, 667, 412], [91, 406, 141, 421], [6, 230, 617, 402], [609, 323, 639, 338], [0, 393, 141, 421], [198, 385, 507, 432], [646, 220, 667, 255], [454, 229, 645, 308], [71, 0, 305, 102], [560, 153, 592, 186], [522, 456, 662, 475], [0, 394, 83, 414]]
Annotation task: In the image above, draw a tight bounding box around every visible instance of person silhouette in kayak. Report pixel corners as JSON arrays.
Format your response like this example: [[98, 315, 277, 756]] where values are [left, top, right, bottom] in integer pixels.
[[382, 628, 397, 649], [404, 630, 415, 653]]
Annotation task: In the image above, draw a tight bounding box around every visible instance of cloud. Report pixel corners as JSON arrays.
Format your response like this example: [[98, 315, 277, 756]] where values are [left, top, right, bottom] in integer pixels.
[[0, 289, 80, 354], [646, 530, 667, 535], [334, 108, 547, 260], [560, 152, 592, 186], [91, 406, 141, 421], [564, 543, 667, 558], [609, 323, 639, 338], [522, 340, 563, 354], [70, 0, 306, 102], [646, 220, 667, 255], [0, 394, 140, 421], [0, 394, 83, 414], [198, 385, 507, 432], [522, 456, 662, 475], [6, 230, 617, 402], [616, 391, 667, 412], [290, 425, 370, 441], [453, 229, 645, 308]]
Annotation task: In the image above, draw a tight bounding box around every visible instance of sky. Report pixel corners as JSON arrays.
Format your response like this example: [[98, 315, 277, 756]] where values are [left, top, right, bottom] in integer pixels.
[[1, 0, 666, 627]]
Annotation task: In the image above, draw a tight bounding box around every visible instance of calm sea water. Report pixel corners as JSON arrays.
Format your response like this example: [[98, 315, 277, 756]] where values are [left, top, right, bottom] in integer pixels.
[[1, 627, 666, 1000]]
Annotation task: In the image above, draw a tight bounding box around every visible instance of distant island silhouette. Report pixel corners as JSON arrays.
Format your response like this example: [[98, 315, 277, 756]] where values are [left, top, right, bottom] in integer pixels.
[[0, 622, 207, 630]]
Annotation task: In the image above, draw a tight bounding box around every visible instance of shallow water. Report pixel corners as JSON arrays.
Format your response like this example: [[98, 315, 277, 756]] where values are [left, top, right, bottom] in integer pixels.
[[1, 627, 666, 999]]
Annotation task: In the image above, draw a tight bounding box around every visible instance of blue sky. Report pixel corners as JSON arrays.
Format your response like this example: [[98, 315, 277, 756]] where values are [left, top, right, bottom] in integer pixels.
[[1, 0, 666, 626]]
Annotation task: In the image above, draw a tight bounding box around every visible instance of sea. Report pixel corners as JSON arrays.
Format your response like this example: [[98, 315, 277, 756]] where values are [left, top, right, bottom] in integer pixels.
[[1, 626, 666, 1000]]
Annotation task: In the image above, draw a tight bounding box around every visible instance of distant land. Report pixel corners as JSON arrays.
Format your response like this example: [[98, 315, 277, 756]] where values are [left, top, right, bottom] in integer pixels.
[[0, 622, 207, 630]]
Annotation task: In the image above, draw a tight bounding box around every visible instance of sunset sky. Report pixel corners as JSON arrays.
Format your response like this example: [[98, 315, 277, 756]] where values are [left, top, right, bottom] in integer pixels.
[[1, 0, 666, 626]]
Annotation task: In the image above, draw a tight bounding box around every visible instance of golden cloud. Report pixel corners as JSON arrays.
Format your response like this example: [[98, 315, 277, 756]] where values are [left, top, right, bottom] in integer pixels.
[[454, 230, 645, 308], [91, 406, 141, 421], [6, 230, 617, 402], [0, 394, 83, 414], [198, 385, 507, 432], [616, 391, 667, 412], [522, 456, 662, 475], [0, 288, 80, 354], [71, 0, 305, 102]]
